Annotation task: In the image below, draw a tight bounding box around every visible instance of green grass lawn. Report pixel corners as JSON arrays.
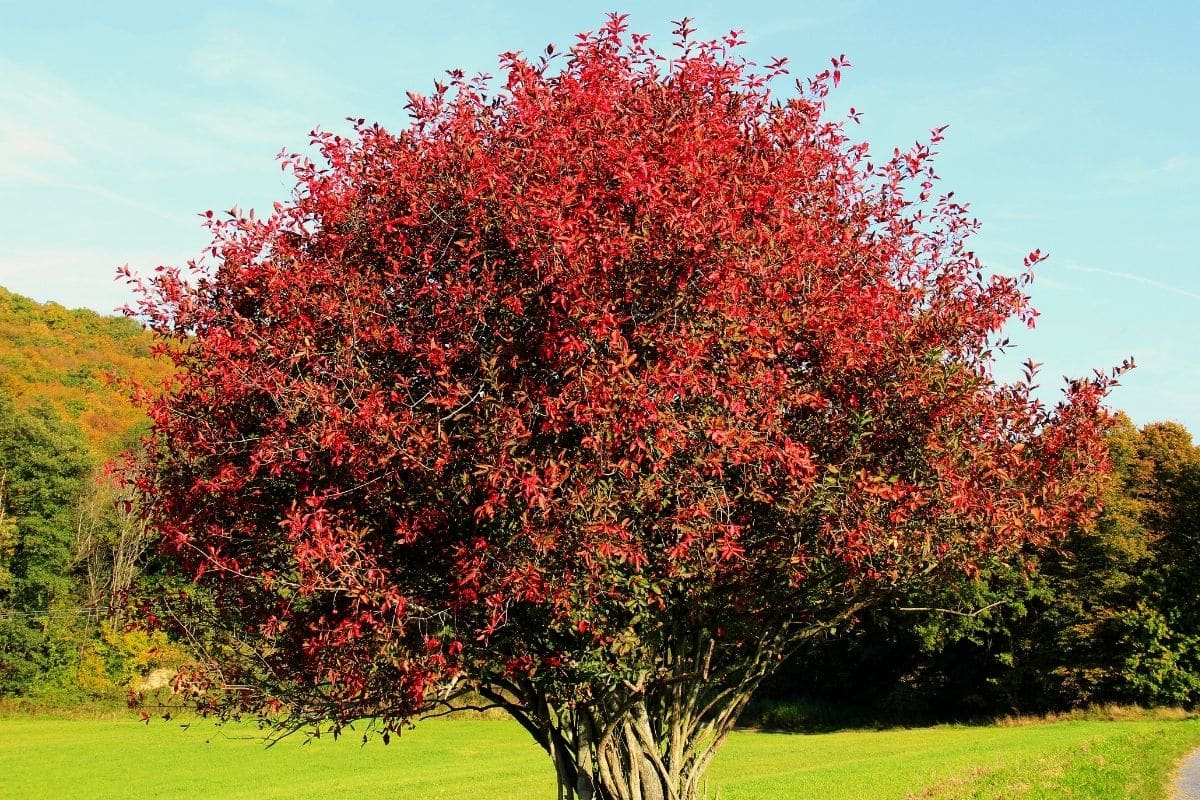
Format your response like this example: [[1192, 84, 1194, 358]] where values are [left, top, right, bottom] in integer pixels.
[[1, 715, 1198, 799]]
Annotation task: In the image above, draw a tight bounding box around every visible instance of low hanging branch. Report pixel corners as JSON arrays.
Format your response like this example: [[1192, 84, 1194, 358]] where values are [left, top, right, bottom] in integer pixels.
[[125, 14, 1120, 800], [894, 600, 1010, 618]]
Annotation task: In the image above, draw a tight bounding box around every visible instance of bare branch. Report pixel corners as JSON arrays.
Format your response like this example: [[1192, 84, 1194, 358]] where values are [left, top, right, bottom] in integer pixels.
[[895, 600, 1007, 618]]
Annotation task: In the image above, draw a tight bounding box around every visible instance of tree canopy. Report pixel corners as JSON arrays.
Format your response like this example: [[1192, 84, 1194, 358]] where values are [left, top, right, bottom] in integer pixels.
[[127, 16, 1117, 800]]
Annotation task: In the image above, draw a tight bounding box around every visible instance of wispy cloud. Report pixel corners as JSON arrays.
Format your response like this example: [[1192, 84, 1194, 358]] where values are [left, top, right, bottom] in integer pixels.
[[64, 182, 195, 225], [0, 54, 289, 191], [0, 56, 166, 187], [0, 244, 156, 313], [989, 206, 1056, 224], [0, 59, 83, 185], [1061, 263, 1200, 302], [1109, 154, 1200, 188], [1033, 274, 1070, 291], [184, 106, 312, 148], [186, 23, 339, 102]]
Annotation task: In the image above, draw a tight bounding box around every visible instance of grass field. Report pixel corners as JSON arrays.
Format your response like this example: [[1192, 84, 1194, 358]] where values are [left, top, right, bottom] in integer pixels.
[[2, 715, 1198, 799]]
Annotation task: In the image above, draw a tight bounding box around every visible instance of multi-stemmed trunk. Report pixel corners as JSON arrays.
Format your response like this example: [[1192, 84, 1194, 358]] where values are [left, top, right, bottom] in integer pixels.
[[482, 686, 755, 800], [558, 699, 745, 800], [475, 634, 773, 800]]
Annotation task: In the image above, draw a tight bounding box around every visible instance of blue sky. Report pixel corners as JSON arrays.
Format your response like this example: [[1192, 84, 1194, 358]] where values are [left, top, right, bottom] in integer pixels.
[[1, 1, 1197, 431]]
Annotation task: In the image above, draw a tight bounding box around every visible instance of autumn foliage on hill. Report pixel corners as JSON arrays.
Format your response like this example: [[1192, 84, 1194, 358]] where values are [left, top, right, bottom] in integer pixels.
[[127, 16, 1118, 800], [0, 286, 170, 457]]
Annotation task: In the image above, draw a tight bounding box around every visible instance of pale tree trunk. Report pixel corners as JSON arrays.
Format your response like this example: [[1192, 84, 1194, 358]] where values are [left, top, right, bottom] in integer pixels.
[[72, 475, 152, 621], [477, 632, 770, 800], [0, 470, 13, 594], [537, 686, 757, 800]]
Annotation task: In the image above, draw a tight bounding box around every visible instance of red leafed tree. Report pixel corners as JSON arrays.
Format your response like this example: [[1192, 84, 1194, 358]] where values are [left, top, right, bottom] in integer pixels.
[[126, 16, 1119, 800]]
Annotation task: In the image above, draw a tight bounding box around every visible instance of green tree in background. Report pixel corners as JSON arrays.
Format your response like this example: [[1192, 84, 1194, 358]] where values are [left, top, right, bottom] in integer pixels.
[[1112, 420, 1200, 704], [1030, 416, 1200, 708], [0, 390, 94, 694], [769, 414, 1200, 720]]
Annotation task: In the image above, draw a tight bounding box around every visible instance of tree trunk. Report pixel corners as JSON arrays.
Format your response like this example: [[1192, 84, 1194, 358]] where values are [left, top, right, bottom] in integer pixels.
[[559, 712, 679, 800], [539, 694, 750, 800], [478, 629, 786, 800]]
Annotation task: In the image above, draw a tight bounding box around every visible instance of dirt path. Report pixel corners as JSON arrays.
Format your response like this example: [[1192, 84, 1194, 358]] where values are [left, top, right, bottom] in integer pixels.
[[1175, 746, 1200, 799]]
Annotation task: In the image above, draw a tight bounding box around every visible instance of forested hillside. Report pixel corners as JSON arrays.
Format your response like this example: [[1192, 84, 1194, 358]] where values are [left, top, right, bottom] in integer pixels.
[[0, 286, 171, 457], [0, 286, 180, 702]]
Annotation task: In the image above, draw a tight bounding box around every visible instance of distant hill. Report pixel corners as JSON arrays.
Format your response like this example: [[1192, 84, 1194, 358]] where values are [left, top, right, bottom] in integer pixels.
[[0, 286, 171, 457]]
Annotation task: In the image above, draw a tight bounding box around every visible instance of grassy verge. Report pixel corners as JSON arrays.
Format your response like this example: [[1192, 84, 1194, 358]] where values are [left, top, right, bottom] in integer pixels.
[[0, 697, 131, 719], [908, 722, 1198, 799], [0, 715, 1197, 799], [711, 720, 1200, 799]]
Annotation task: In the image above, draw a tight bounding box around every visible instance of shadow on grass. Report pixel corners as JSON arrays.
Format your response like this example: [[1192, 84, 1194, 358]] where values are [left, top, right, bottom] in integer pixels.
[[737, 697, 1197, 735]]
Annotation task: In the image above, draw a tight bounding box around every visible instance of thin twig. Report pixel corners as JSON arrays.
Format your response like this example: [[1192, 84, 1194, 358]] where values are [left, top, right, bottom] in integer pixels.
[[895, 599, 1006, 618]]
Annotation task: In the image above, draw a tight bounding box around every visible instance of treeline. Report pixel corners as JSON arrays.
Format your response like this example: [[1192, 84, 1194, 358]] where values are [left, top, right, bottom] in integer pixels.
[[2, 284, 1199, 718], [768, 413, 1200, 721], [0, 287, 181, 703]]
